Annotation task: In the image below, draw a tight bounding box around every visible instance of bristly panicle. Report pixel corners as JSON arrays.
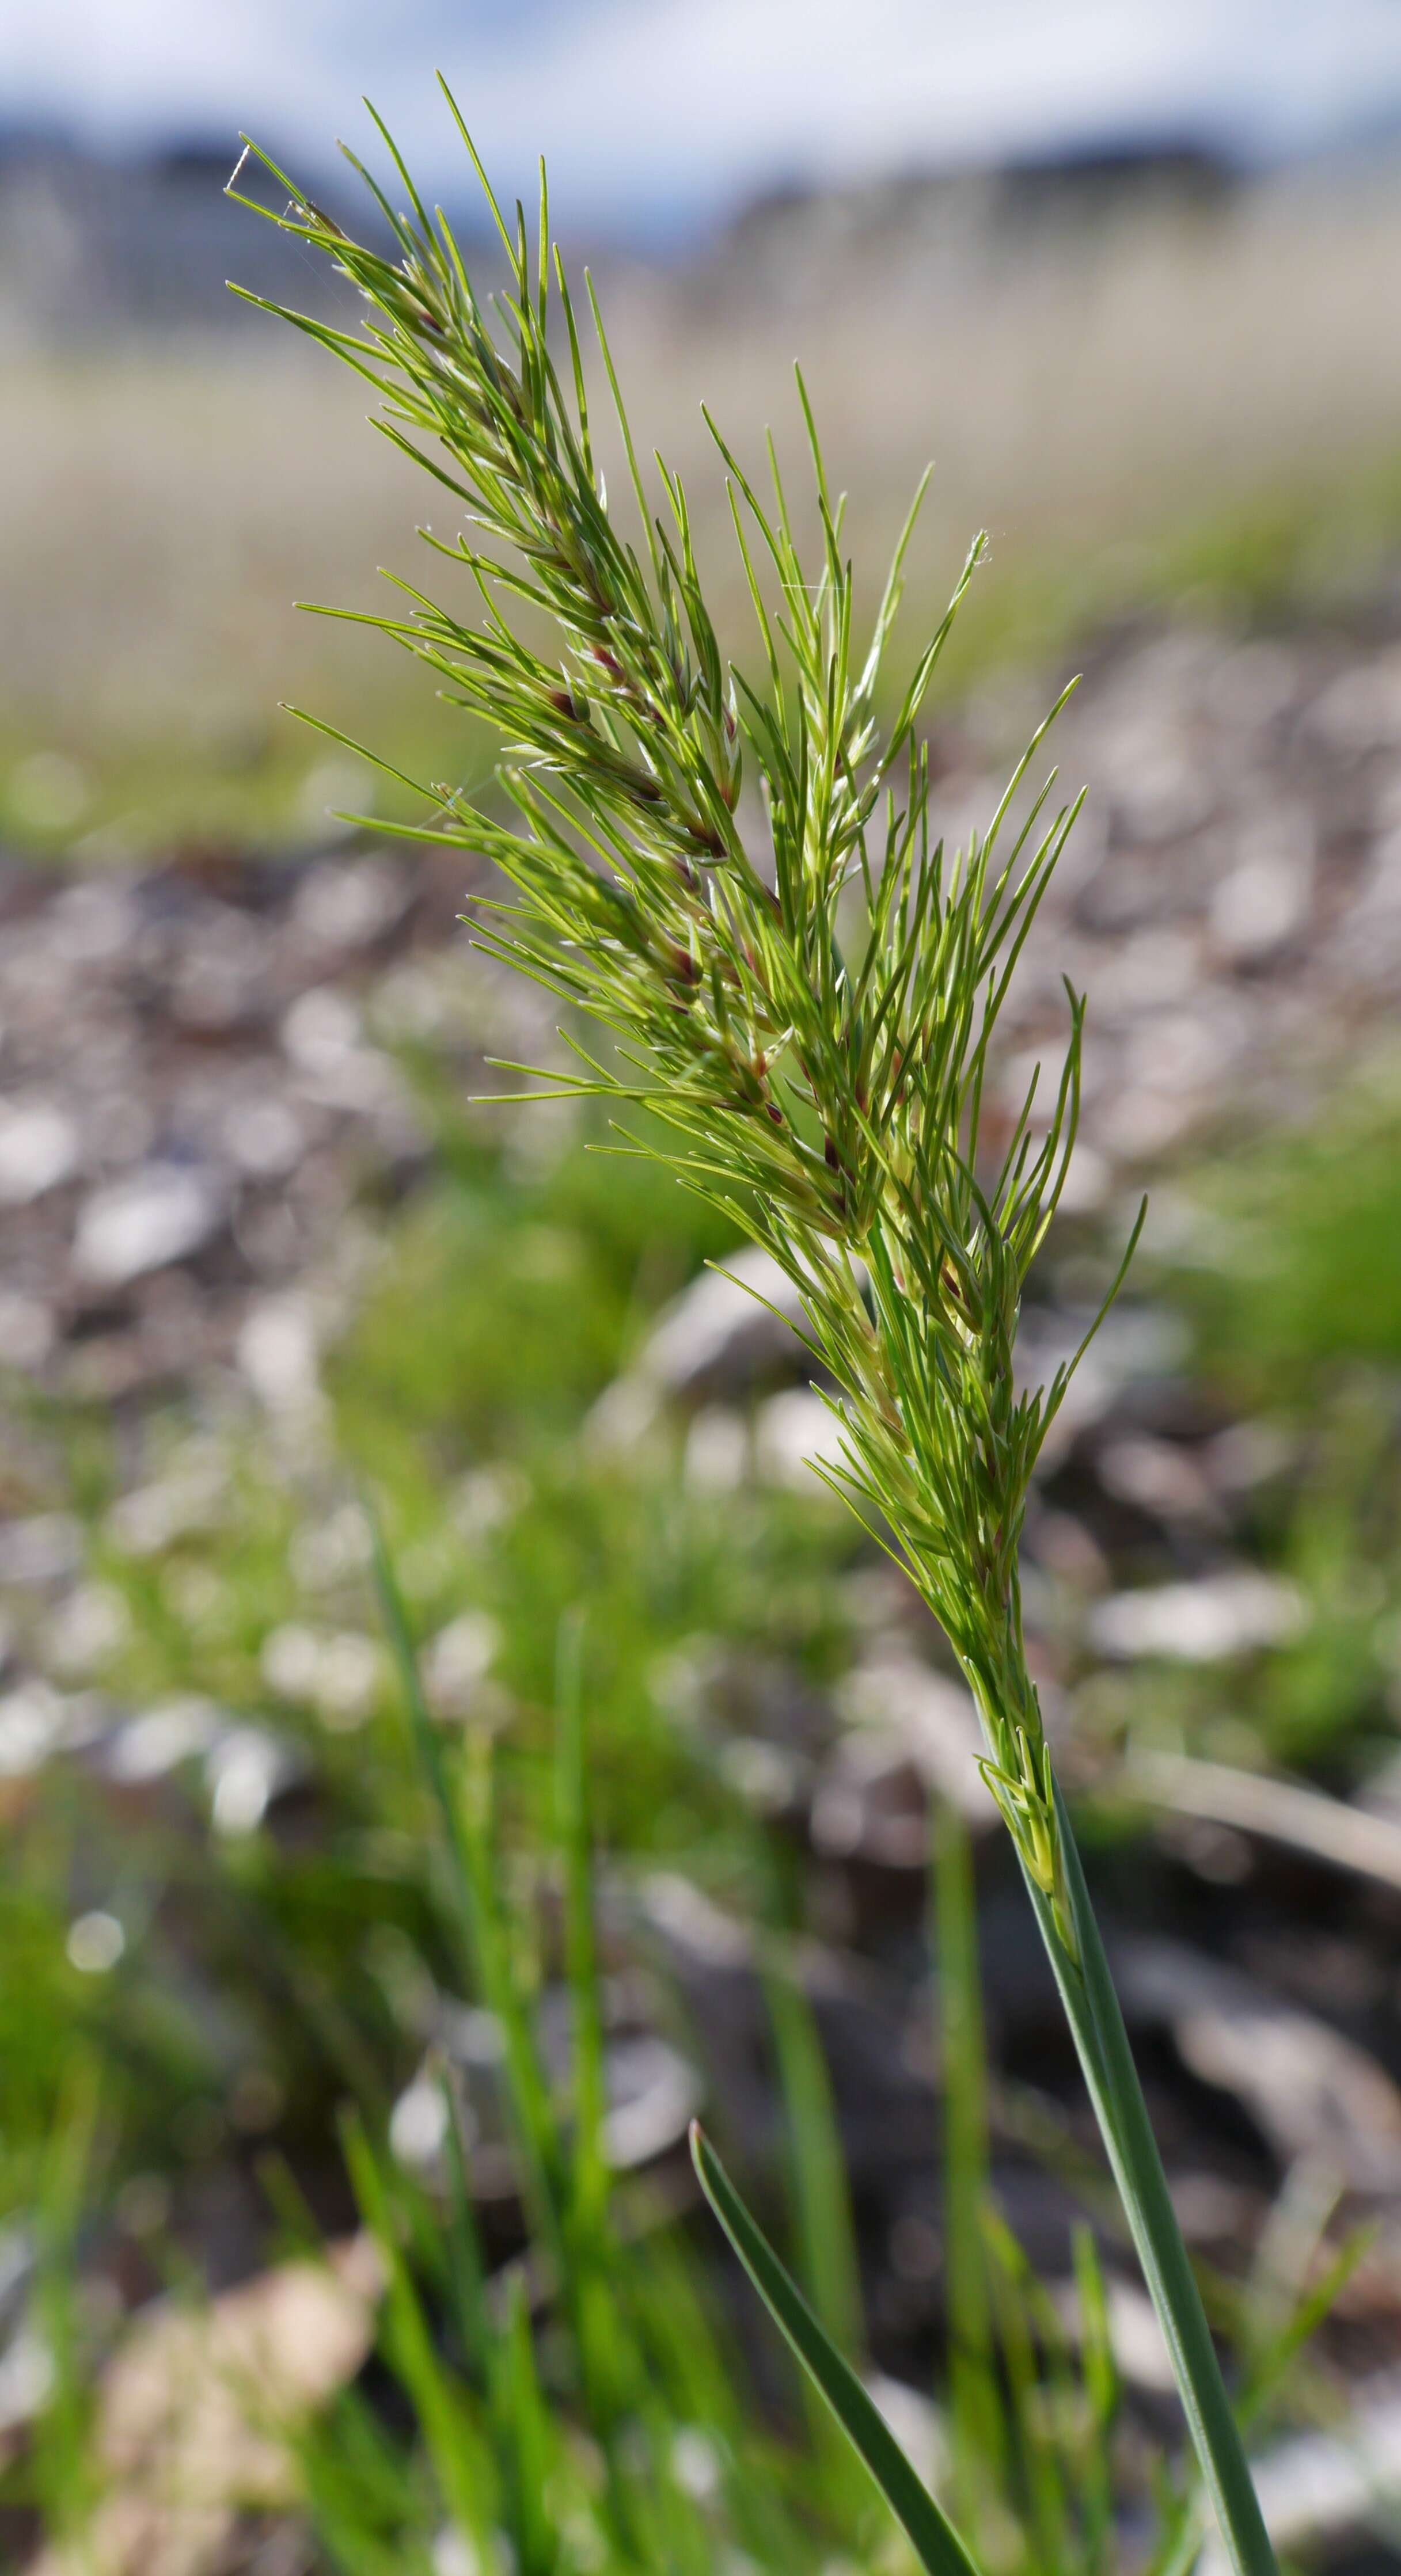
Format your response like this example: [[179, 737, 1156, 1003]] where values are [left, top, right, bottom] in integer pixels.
[[232, 102, 1290, 2571], [228, 87, 1142, 1963]]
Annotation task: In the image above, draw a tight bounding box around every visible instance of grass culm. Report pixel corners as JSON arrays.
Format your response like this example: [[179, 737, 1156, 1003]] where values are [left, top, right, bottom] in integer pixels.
[[230, 89, 1284, 2576]]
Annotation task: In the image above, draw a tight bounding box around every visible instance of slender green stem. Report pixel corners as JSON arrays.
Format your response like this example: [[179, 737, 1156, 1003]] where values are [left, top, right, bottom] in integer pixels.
[[1019, 1771, 1278, 2576]]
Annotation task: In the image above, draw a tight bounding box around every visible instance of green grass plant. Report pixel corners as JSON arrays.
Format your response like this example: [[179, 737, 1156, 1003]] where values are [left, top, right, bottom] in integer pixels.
[[321, 1540, 930, 2576], [290, 1537, 1168, 2576], [297, 1535, 1352, 2576], [229, 90, 1285, 2572]]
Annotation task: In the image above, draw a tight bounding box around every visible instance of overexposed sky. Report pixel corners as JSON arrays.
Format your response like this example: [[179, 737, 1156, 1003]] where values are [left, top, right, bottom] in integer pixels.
[[4, 0, 1399, 228]]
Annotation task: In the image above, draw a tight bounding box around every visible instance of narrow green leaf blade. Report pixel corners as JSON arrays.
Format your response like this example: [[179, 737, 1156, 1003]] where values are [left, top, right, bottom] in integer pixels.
[[689, 2123, 986, 2576]]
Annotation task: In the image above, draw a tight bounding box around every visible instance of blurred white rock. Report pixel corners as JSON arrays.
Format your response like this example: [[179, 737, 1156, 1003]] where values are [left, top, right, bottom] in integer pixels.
[[753, 1387, 845, 1490], [75, 1162, 223, 1285], [0, 1098, 79, 1204], [420, 1610, 501, 1719], [1089, 1570, 1307, 1662]]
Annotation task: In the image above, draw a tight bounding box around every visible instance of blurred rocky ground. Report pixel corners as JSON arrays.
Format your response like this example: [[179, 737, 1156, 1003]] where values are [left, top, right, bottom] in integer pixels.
[[5, 606, 1401, 1425], [9, 601, 1401, 1912]]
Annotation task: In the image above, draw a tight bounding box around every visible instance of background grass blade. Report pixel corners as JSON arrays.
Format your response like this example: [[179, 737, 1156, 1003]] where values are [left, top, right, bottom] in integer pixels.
[[689, 2122, 988, 2576], [764, 1955, 864, 2361]]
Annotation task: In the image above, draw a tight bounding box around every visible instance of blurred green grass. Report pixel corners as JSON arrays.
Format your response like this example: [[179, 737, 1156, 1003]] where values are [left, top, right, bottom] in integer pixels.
[[1085, 1064, 1401, 1774], [1170, 1060, 1401, 1397]]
